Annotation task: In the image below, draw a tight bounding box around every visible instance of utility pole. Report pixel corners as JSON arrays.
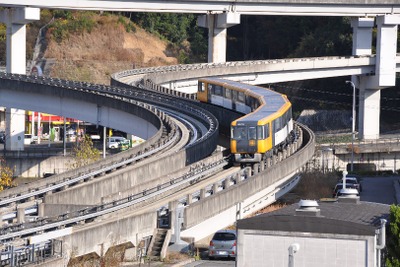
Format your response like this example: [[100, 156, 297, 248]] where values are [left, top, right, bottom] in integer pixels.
[[346, 80, 356, 172]]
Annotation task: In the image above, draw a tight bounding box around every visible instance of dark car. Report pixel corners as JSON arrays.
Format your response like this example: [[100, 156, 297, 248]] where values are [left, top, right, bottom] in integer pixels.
[[333, 183, 344, 197], [208, 230, 237, 260]]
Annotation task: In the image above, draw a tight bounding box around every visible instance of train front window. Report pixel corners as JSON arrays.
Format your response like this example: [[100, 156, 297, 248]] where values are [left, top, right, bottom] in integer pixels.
[[232, 126, 247, 140], [248, 127, 256, 140]]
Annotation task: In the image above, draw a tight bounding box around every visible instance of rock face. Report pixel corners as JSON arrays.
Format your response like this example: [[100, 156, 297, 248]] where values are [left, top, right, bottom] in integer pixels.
[[297, 109, 352, 133]]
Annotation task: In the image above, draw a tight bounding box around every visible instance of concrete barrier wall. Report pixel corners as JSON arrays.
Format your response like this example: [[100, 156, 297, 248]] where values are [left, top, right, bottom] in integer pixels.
[[39, 203, 95, 218], [60, 210, 157, 259], [102, 151, 224, 203], [43, 149, 189, 206], [183, 124, 315, 229], [7, 155, 71, 178]]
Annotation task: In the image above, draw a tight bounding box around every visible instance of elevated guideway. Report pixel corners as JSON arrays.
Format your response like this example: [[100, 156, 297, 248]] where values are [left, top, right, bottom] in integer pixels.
[[113, 55, 392, 93], [1, 0, 400, 16]]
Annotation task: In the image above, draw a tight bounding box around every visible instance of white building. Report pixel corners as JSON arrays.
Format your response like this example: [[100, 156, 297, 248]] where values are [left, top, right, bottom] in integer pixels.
[[236, 197, 389, 267]]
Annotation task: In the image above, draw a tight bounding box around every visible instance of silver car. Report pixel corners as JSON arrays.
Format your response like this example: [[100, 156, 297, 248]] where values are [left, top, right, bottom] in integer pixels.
[[208, 230, 237, 260]]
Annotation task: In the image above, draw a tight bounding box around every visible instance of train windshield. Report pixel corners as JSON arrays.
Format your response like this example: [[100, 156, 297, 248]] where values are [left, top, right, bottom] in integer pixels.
[[248, 127, 256, 140], [232, 126, 247, 140]]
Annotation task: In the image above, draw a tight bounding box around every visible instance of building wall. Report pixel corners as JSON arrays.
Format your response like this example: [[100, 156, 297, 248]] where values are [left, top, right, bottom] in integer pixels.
[[237, 230, 375, 267]]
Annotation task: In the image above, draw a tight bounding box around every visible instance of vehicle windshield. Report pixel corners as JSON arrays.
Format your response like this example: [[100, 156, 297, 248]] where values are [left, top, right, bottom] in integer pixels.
[[212, 232, 236, 241], [232, 126, 247, 140], [342, 178, 357, 184]]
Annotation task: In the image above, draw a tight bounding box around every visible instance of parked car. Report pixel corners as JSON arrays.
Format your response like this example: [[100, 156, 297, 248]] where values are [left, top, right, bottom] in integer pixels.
[[341, 176, 362, 192], [208, 230, 237, 260], [333, 183, 344, 197], [107, 136, 127, 149]]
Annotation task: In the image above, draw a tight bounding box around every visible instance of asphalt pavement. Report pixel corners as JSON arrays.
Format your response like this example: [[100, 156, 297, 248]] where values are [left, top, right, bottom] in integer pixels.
[[359, 176, 399, 205]]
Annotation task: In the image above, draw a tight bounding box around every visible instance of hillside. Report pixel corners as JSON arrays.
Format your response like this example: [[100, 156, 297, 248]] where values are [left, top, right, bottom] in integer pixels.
[[43, 14, 178, 85]]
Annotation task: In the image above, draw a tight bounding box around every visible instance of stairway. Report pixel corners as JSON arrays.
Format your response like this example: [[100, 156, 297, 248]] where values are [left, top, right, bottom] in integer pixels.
[[147, 228, 171, 261]]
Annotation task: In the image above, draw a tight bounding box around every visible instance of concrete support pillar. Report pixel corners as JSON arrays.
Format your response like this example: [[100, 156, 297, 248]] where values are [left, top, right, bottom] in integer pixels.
[[244, 166, 251, 178], [375, 15, 399, 87], [235, 172, 241, 184], [224, 177, 231, 189], [213, 183, 218, 194], [260, 160, 265, 171], [17, 206, 25, 223], [358, 84, 381, 139], [186, 194, 192, 205], [200, 188, 206, 200], [1, 8, 40, 151], [351, 18, 374, 56], [198, 12, 240, 63], [353, 16, 400, 140], [253, 163, 259, 174], [168, 200, 178, 243]]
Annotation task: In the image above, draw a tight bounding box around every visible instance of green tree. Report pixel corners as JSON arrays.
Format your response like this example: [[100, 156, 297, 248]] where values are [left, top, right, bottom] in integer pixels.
[[386, 204, 400, 266], [67, 135, 100, 169], [0, 158, 14, 191]]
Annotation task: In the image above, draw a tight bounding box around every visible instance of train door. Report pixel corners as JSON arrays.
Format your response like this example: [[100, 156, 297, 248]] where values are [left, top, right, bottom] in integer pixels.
[[197, 80, 208, 102]]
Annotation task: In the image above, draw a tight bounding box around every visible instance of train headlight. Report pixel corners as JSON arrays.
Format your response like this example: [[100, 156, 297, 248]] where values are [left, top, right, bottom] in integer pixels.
[[249, 140, 256, 146]]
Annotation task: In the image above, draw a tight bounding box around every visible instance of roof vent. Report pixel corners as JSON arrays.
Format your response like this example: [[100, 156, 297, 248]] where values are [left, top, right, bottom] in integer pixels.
[[337, 188, 360, 204], [296, 199, 320, 216]]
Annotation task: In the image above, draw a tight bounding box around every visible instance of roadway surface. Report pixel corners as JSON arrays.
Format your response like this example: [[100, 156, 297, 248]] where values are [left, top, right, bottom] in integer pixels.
[[359, 176, 398, 205]]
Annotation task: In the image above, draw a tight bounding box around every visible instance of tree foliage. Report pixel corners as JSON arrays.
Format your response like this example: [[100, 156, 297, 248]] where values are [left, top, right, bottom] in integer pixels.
[[386, 204, 400, 267], [0, 158, 14, 191], [67, 135, 100, 169], [129, 12, 207, 63]]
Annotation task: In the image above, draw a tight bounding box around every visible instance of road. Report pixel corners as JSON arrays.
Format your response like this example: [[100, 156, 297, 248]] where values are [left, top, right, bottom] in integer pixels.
[[359, 175, 399, 205]]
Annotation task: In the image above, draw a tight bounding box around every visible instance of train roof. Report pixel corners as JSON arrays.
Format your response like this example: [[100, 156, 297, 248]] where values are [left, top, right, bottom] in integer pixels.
[[200, 78, 290, 124]]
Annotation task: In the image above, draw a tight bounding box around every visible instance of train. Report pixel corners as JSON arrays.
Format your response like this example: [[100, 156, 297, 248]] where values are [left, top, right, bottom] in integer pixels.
[[197, 77, 294, 163]]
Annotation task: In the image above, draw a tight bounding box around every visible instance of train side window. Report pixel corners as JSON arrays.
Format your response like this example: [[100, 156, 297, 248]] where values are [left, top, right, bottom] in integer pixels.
[[248, 127, 257, 140], [274, 117, 282, 131], [232, 90, 238, 101], [265, 124, 270, 138], [238, 92, 245, 102], [225, 88, 231, 99], [214, 85, 223, 96], [257, 126, 264, 139], [198, 82, 205, 92]]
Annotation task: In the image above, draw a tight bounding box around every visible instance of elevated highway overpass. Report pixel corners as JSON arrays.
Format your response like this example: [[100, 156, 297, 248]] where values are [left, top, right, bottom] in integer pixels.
[[1, 0, 400, 15]]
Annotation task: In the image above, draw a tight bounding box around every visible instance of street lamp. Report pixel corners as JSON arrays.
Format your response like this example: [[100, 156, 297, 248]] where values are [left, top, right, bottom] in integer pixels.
[[345, 80, 356, 172]]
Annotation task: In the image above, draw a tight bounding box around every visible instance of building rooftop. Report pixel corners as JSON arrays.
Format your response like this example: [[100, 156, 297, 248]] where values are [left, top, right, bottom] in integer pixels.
[[237, 199, 389, 236]]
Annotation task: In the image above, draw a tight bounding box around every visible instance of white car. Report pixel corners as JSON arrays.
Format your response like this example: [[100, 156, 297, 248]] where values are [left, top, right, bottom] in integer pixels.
[[107, 136, 127, 149]]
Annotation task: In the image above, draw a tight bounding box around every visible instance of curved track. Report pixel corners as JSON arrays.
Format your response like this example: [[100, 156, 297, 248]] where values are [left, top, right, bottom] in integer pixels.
[[0, 61, 315, 266]]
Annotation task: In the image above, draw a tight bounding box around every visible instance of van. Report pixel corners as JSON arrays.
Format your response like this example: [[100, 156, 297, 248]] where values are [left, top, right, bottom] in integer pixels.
[[107, 136, 127, 149]]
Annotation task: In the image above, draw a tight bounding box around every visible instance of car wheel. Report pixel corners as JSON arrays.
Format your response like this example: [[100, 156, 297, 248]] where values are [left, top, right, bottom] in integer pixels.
[[209, 256, 214, 260]]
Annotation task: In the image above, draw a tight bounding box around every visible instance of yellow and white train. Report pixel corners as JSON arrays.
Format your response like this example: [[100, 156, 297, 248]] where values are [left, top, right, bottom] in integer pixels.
[[198, 77, 293, 163]]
